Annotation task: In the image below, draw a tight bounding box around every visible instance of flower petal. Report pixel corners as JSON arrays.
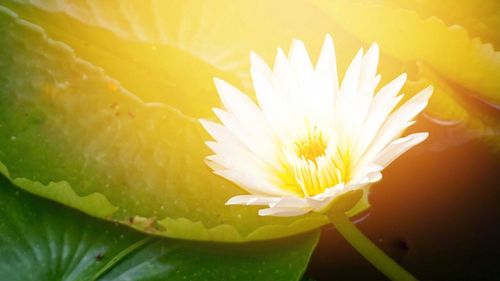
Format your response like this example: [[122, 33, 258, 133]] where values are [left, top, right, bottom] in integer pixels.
[[226, 195, 280, 206], [314, 34, 338, 126], [212, 108, 281, 168], [269, 196, 309, 208], [214, 169, 291, 196], [375, 86, 433, 147], [251, 52, 295, 137], [336, 48, 364, 146], [361, 85, 432, 164], [288, 38, 314, 86], [306, 183, 345, 211], [315, 34, 339, 96], [349, 164, 384, 185], [213, 77, 261, 118], [359, 43, 379, 88], [376, 132, 429, 167], [354, 73, 406, 158], [258, 206, 312, 217]]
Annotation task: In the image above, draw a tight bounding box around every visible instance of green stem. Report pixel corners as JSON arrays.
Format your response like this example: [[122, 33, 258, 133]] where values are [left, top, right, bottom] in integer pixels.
[[327, 212, 418, 281]]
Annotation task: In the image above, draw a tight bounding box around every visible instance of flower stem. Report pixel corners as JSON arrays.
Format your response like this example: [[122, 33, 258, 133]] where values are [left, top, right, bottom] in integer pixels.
[[327, 212, 418, 281]]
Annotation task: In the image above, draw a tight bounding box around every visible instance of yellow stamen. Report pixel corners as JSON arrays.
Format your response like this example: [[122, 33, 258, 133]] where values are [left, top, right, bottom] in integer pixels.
[[282, 127, 347, 197], [294, 127, 327, 164]]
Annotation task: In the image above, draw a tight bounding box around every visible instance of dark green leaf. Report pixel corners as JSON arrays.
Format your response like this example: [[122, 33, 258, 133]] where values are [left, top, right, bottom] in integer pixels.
[[0, 175, 319, 281]]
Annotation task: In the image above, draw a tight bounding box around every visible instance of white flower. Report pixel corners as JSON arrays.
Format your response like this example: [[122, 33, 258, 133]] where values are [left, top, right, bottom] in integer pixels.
[[200, 34, 432, 217]]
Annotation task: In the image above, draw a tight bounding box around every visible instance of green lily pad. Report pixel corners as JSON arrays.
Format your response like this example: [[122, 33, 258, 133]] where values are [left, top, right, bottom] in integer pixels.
[[0, 5, 337, 242], [0, 174, 319, 281], [1, 0, 338, 118]]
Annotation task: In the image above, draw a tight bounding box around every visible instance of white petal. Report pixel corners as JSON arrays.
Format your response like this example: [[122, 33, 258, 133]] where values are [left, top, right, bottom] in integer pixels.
[[314, 34, 338, 126], [338, 48, 363, 101], [201, 114, 282, 177], [226, 195, 279, 206], [306, 183, 344, 211], [273, 47, 296, 98], [315, 34, 339, 95], [212, 108, 280, 168], [359, 43, 379, 87], [354, 73, 406, 157], [288, 39, 314, 84], [258, 206, 312, 217], [204, 156, 225, 171], [362, 171, 382, 184], [199, 119, 237, 145], [251, 52, 294, 136], [269, 196, 309, 208], [250, 51, 275, 83], [336, 48, 364, 144], [206, 153, 264, 175], [370, 86, 432, 155], [350, 164, 384, 184], [214, 77, 261, 117], [349, 44, 380, 135], [287, 40, 323, 123], [200, 120, 258, 166], [214, 169, 291, 196], [376, 132, 428, 167], [206, 141, 285, 194]]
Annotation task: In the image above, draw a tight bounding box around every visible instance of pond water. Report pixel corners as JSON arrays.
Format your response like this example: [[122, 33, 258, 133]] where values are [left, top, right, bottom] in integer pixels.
[[307, 118, 500, 280]]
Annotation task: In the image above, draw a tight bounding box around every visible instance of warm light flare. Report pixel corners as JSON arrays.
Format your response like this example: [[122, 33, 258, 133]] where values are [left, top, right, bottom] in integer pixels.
[[201, 35, 432, 217]]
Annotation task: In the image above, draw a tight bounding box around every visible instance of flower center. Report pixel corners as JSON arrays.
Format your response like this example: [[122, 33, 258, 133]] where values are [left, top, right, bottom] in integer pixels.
[[282, 126, 346, 197], [294, 128, 327, 163]]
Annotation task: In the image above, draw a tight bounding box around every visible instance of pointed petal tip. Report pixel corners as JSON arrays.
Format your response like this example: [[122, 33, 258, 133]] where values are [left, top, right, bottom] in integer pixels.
[[322, 34, 334, 48], [225, 198, 238, 205], [425, 85, 434, 95], [211, 107, 225, 118], [204, 141, 218, 151], [289, 38, 307, 55], [213, 77, 227, 95], [257, 209, 270, 216], [213, 77, 222, 84], [198, 118, 208, 126], [199, 118, 219, 129], [417, 85, 434, 101], [225, 196, 242, 205], [213, 77, 235, 90], [199, 119, 222, 138], [415, 131, 430, 141], [367, 42, 379, 54], [250, 50, 262, 63], [356, 47, 364, 57]]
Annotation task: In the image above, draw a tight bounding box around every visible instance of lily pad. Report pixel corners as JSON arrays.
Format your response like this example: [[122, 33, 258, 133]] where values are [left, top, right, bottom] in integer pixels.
[[0, 174, 319, 281], [314, 0, 500, 148], [0, 5, 336, 242]]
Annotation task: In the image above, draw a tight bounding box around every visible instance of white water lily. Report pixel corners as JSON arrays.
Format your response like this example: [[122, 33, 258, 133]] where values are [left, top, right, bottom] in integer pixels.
[[200, 34, 432, 217]]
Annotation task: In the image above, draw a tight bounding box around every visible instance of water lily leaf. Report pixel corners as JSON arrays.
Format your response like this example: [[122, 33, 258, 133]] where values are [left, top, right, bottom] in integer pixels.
[[405, 61, 500, 150], [3, 0, 341, 118], [314, 0, 500, 148], [350, 0, 500, 49], [314, 0, 500, 104], [0, 174, 319, 281], [0, 5, 335, 242]]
